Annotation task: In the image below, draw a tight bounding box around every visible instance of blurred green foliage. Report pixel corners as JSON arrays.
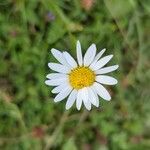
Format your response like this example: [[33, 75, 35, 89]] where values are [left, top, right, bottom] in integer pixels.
[[0, 0, 150, 149]]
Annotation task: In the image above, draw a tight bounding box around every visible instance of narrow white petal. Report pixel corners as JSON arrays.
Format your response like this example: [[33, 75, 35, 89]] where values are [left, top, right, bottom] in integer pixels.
[[76, 90, 82, 110], [87, 87, 99, 107], [66, 89, 77, 110], [93, 48, 106, 62], [80, 87, 88, 103], [93, 82, 111, 101], [45, 78, 67, 86], [80, 87, 91, 110], [51, 48, 63, 62], [95, 65, 119, 74], [90, 86, 100, 107], [83, 100, 91, 111], [54, 86, 72, 102], [63, 52, 77, 68], [91, 55, 113, 71], [46, 73, 67, 79], [92, 90, 99, 107], [96, 75, 118, 85], [48, 63, 70, 73], [76, 40, 83, 66], [84, 44, 96, 66], [51, 49, 71, 68], [90, 48, 106, 69], [51, 82, 69, 93]]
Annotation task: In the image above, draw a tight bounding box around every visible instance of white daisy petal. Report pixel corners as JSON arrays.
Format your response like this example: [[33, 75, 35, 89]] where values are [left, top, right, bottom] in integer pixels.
[[51, 49, 71, 68], [63, 52, 77, 68], [51, 83, 69, 93], [80, 87, 88, 103], [92, 90, 99, 107], [45, 78, 67, 86], [95, 65, 119, 74], [91, 55, 113, 71], [83, 100, 91, 111], [93, 82, 111, 101], [54, 86, 72, 102], [66, 89, 77, 110], [80, 87, 91, 110], [96, 75, 118, 85], [87, 87, 99, 107], [94, 48, 106, 62], [48, 63, 70, 73], [90, 48, 106, 68], [46, 73, 68, 79], [76, 90, 83, 110], [84, 44, 96, 66], [76, 40, 83, 66]]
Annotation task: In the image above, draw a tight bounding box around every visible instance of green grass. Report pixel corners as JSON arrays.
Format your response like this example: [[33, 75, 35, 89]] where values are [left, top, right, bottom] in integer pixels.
[[0, 0, 150, 149]]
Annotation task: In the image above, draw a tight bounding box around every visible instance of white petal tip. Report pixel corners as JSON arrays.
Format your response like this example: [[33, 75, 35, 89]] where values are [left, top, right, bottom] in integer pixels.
[[51, 48, 56, 53], [108, 54, 113, 57], [103, 48, 106, 52], [48, 63, 51, 67], [112, 78, 118, 85], [77, 107, 81, 110], [48, 63, 53, 69], [95, 103, 99, 107], [45, 80, 49, 85], [115, 80, 118, 84], [100, 48, 106, 53], [91, 44, 96, 49], [77, 41, 81, 48], [65, 106, 70, 110], [46, 74, 52, 79], [65, 104, 71, 110], [54, 99, 59, 103], [116, 65, 119, 69], [107, 97, 111, 101], [110, 54, 113, 58], [46, 74, 49, 78]]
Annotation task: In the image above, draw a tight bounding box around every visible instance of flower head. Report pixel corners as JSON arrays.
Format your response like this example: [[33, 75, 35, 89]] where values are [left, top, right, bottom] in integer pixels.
[[45, 41, 119, 110]]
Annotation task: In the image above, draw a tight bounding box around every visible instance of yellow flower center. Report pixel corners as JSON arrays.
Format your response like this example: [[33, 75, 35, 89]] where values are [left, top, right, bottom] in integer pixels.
[[69, 67, 95, 89]]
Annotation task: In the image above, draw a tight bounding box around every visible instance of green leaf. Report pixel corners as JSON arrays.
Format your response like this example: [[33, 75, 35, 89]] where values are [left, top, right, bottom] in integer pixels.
[[47, 19, 67, 44], [105, 0, 133, 19], [62, 138, 77, 150]]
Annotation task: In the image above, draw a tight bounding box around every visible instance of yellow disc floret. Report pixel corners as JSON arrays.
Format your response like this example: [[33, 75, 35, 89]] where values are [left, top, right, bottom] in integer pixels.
[[69, 67, 95, 89]]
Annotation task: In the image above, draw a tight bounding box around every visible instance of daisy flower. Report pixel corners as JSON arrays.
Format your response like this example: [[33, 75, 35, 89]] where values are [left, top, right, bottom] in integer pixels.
[[45, 41, 119, 110]]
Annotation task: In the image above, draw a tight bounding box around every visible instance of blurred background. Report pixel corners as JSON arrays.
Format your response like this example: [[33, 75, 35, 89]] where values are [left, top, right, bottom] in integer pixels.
[[0, 0, 150, 149]]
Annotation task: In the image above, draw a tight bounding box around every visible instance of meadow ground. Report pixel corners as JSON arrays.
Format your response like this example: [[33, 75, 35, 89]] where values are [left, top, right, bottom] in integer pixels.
[[0, 0, 150, 149]]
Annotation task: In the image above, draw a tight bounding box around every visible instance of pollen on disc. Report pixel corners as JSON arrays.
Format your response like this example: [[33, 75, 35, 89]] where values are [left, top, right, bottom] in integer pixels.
[[69, 67, 95, 89]]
